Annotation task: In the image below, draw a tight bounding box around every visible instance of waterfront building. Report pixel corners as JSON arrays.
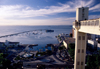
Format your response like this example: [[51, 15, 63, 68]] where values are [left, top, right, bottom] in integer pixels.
[[0, 42, 5, 47], [63, 37, 75, 49], [5, 40, 20, 47]]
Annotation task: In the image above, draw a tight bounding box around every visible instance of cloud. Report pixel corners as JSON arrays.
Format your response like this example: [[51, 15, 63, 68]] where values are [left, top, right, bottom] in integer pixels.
[[89, 15, 100, 19], [0, 0, 99, 25], [89, 4, 100, 12], [0, 17, 75, 25], [0, 0, 98, 19]]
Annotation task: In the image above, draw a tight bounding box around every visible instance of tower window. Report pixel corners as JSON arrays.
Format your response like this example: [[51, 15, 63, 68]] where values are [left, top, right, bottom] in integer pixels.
[[77, 62, 80, 65], [78, 49, 80, 53], [82, 36, 85, 40], [78, 36, 81, 40], [82, 49, 84, 53], [82, 8, 84, 12], [81, 62, 83, 65]]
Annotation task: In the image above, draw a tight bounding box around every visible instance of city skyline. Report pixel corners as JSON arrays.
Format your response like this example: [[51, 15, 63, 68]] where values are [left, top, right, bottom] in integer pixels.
[[0, 0, 100, 25]]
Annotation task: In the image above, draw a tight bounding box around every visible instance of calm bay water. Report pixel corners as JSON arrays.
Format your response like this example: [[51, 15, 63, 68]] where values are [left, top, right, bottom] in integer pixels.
[[0, 25, 72, 51]]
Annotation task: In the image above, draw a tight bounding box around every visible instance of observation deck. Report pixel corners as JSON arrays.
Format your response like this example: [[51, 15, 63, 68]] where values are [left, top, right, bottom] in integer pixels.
[[73, 18, 100, 35]]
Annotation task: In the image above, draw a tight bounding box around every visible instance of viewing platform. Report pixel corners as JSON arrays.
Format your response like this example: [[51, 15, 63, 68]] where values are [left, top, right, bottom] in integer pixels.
[[73, 18, 100, 35]]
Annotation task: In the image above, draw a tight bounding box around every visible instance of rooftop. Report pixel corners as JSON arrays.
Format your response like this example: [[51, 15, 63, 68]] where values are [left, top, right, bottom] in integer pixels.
[[0, 42, 4, 44], [8, 42, 19, 44], [64, 37, 75, 44]]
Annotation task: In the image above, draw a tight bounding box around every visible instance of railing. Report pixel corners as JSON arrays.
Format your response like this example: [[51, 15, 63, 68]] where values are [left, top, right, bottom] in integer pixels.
[[80, 19, 99, 26]]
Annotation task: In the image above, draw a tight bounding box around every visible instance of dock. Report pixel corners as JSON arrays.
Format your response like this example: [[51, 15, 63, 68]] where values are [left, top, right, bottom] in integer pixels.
[[0, 29, 48, 38]]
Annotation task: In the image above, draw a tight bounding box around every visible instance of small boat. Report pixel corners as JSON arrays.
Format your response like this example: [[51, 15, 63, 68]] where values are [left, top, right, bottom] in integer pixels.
[[46, 30, 54, 32]]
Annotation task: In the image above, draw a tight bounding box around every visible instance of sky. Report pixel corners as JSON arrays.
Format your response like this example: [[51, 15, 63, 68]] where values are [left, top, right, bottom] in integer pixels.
[[0, 0, 100, 26]]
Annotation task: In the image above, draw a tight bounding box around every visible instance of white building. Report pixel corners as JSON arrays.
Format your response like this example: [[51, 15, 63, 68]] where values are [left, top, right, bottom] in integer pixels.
[[5, 40, 20, 47], [63, 37, 75, 49]]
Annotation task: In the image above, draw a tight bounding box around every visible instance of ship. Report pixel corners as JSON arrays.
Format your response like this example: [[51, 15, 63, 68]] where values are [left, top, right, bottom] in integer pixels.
[[46, 30, 54, 32]]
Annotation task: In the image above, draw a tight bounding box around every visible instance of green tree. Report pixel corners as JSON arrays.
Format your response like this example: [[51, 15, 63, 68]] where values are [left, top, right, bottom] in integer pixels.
[[69, 33, 72, 37], [0, 53, 4, 65], [15, 56, 21, 60], [87, 55, 100, 69], [0, 53, 11, 68], [68, 43, 75, 49], [68, 43, 75, 60], [58, 47, 63, 50]]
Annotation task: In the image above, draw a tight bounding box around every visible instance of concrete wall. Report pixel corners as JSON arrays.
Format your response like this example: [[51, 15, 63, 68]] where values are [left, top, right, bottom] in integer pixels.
[[74, 31, 87, 69]]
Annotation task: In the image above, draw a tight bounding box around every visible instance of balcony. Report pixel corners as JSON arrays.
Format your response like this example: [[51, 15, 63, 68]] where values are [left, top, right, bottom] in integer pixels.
[[73, 18, 100, 35]]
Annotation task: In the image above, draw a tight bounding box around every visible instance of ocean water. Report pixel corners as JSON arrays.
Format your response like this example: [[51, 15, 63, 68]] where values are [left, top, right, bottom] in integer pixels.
[[0, 25, 72, 51]]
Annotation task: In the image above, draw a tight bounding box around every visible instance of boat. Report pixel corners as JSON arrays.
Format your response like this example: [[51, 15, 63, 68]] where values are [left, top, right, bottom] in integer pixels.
[[46, 30, 54, 32]]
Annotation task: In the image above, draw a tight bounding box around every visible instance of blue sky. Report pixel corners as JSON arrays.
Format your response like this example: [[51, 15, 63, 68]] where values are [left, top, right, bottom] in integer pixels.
[[0, 0, 100, 25]]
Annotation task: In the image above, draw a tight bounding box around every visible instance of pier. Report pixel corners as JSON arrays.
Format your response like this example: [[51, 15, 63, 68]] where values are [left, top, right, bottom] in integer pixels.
[[0, 29, 55, 38], [0, 29, 46, 38]]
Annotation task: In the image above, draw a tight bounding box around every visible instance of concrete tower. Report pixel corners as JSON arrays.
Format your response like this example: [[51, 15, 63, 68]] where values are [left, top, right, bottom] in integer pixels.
[[76, 7, 89, 21], [74, 7, 89, 69], [73, 7, 89, 38]]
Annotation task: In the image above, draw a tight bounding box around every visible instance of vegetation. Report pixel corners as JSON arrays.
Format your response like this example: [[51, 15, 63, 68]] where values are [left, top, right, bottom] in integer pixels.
[[15, 56, 21, 60], [0, 53, 11, 69], [58, 46, 65, 50], [36, 52, 47, 57], [87, 43, 94, 52], [37, 64, 45, 69], [13, 62, 23, 69], [86, 54, 100, 69], [58, 46, 63, 50], [36, 50, 52, 57], [68, 43, 75, 60], [69, 33, 72, 37]]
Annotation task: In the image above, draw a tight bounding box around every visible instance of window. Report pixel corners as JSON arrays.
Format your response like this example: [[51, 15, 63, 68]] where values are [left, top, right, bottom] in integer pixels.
[[78, 36, 81, 40], [78, 49, 80, 53], [81, 62, 83, 65], [77, 62, 80, 65], [82, 36, 85, 40], [82, 49, 84, 53]]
